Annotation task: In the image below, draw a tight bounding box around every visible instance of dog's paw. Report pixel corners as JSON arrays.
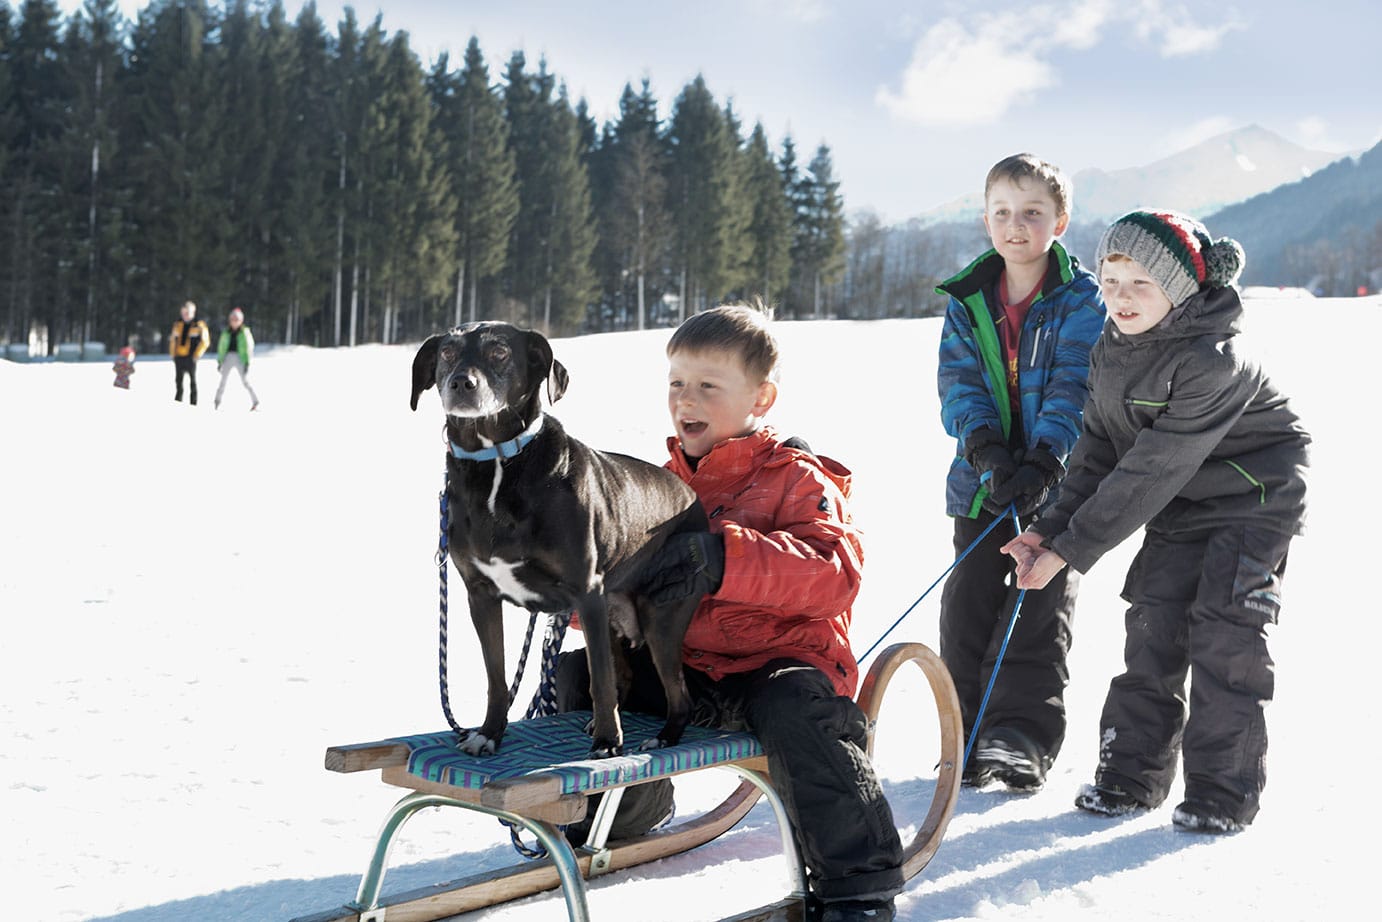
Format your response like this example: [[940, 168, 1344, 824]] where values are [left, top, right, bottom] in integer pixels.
[[457, 731, 498, 756], [637, 737, 669, 752], [588, 741, 625, 759]]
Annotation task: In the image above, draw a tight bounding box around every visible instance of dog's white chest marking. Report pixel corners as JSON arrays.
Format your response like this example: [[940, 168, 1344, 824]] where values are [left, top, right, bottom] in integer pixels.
[[472, 556, 542, 608]]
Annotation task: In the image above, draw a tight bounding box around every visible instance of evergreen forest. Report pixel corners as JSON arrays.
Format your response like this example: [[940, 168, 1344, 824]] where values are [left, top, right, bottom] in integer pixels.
[[0, 0, 893, 355]]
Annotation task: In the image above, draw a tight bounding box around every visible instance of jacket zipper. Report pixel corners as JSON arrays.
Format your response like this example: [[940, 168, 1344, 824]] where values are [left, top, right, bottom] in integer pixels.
[[1029, 316, 1045, 367]]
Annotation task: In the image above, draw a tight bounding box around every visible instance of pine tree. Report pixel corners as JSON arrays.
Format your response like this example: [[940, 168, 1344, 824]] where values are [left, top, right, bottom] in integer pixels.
[[431, 37, 517, 326], [217, 0, 281, 323], [598, 78, 671, 330], [664, 74, 737, 318], [781, 134, 813, 318], [542, 84, 597, 332], [718, 99, 754, 299], [56, 0, 127, 348], [0, 9, 18, 344], [367, 29, 455, 344], [798, 143, 846, 318], [503, 54, 597, 333], [741, 121, 791, 309], [276, 0, 335, 344], [120, 0, 229, 345], [8, 0, 72, 352]]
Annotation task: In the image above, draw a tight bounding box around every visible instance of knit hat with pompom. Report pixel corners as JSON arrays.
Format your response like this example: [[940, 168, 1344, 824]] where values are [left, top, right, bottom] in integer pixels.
[[1096, 210, 1245, 307]]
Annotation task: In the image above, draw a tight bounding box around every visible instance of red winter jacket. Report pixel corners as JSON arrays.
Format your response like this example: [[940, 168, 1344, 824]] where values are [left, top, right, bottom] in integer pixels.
[[665, 426, 864, 698]]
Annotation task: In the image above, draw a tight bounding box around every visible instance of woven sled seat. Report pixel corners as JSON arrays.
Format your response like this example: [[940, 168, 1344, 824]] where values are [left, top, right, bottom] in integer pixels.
[[325, 709, 769, 824], [403, 711, 763, 791]]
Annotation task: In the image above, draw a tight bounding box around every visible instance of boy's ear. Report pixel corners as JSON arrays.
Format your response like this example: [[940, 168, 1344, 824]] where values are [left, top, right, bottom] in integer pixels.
[[753, 380, 778, 417], [1055, 211, 1070, 236]]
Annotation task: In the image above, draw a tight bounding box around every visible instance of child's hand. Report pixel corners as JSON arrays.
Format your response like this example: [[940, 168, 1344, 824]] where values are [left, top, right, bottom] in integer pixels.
[[1000, 530, 1043, 574], [1001, 531, 1067, 590], [1015, 550, 1067, 590]]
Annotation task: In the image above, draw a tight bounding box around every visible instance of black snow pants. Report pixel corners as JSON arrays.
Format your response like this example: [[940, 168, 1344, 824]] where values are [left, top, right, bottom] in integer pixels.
[[938, 507, 1079, 765], [1094, 524, 1292, 825], [174, 355, 199, 404], [556, 649, 904, 904]]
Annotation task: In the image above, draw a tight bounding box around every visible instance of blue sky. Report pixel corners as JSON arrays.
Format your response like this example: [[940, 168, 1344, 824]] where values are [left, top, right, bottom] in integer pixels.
[[73, 1, 1382, 222]]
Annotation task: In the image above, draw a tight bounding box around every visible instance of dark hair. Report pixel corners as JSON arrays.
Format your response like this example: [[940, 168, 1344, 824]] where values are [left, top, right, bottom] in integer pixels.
[[985, 153, 1073, 216], [667, 298, 780, 383]]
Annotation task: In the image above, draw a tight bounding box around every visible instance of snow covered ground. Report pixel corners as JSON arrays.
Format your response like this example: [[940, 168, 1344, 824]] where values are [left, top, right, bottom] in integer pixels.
[[2, 295, 1373, 921]]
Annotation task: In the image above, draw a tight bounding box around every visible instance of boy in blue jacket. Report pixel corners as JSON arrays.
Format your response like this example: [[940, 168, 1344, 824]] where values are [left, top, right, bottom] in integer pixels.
[[936, 153, 1106, 791]]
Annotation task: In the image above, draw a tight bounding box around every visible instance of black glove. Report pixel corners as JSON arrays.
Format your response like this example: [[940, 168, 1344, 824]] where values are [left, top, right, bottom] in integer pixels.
[[640, 531, 725, 606], [964, 428, 1018, 495], [988, 447, 1065, 516]]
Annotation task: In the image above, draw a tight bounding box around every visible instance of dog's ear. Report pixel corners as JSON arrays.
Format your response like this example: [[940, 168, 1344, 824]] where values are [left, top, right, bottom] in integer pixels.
[[547, 358, 569, 405], [410, 334, 445, 411], [524, 330, 569, 405]]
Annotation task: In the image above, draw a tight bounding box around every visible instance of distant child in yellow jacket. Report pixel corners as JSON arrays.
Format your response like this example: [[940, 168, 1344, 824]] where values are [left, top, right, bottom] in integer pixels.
[[169, 300, 210, 404]]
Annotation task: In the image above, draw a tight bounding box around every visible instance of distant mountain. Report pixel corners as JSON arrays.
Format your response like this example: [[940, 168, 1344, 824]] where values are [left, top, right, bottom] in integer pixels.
[[921, 125, 1348, 224], [1206, 139, 1382, 288]]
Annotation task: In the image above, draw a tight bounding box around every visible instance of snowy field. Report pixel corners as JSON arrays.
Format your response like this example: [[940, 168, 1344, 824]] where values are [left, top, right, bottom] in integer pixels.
[[2, 295, 1373, 921]]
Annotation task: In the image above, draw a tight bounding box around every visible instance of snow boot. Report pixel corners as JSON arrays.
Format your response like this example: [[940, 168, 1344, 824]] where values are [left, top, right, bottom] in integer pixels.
[[1172, 800, 1243, 834], [974, 726, 1047, 792], [1075, 782, 1146, 816], [819, 898, 896, 922]]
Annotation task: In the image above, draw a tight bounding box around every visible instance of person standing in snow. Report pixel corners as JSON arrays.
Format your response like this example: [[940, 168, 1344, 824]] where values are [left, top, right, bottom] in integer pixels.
[[214, 307, 260, 410], [935, 153, 1107, 792], [1002, 210, 1310, 833], [169, 300, 210, 404], [112, 346, 136, 389]]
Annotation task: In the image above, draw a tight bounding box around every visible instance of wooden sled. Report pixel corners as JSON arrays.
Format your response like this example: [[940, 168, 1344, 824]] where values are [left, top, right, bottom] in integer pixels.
[[291, 642, 962, 922]]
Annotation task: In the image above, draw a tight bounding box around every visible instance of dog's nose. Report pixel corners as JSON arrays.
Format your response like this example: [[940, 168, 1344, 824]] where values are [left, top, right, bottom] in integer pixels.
[[450, 370, 480, 392]]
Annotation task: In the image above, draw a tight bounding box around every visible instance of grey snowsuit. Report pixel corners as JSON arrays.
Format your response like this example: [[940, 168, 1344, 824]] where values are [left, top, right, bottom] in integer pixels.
[[1033, 285, 1309, 824]]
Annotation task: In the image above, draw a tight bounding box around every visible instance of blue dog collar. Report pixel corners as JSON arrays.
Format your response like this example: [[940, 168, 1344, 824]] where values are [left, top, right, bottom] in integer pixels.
[[450, 416, 544, 461]]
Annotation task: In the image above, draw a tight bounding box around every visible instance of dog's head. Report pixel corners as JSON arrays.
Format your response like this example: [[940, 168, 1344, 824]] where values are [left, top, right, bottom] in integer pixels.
[[410, 322, 569, 424]]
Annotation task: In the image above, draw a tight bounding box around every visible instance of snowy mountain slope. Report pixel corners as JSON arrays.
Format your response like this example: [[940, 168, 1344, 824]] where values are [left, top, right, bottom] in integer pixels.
[[922, 125, 1346, 224]]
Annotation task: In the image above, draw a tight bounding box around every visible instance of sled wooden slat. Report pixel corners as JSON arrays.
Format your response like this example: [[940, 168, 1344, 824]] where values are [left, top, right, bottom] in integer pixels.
[[295, 642, 963, 922]]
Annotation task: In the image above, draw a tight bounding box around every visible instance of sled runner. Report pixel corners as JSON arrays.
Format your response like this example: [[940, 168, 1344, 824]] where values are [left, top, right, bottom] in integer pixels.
[[291, 642, 962, 922]]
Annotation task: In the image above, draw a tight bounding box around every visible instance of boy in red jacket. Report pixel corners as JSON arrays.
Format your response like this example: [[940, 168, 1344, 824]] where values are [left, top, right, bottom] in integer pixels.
[[558, 303, 903, 922]]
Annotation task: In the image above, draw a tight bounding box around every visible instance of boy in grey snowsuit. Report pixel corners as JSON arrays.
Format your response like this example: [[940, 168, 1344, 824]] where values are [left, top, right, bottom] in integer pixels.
[[1004, 210, 1310, 833]]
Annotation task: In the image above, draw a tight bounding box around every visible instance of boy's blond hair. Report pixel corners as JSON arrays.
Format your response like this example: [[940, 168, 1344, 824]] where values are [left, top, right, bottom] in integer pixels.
[[985, 153, 1073, 217], [667, 299, 781, 384]]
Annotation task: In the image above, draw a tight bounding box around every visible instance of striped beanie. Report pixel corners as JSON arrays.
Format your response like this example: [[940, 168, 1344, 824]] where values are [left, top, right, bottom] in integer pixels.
[[1096, 210, 1245, 307]]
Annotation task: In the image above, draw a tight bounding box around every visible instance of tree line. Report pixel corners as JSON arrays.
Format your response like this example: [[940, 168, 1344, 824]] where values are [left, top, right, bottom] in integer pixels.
[[0, 0, 860, 355]]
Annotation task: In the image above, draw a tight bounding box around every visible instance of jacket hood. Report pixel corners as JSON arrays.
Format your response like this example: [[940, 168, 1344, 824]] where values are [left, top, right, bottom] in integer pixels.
[[1109, 285, 1244, 347]]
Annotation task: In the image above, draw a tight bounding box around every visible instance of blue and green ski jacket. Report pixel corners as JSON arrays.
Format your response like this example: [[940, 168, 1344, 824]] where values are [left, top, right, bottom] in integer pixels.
[[936, 241, 1106, 518]]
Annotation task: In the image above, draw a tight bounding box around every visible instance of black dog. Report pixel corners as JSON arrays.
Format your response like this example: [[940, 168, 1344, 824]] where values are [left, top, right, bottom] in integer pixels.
[[411, 322, 706, 757]]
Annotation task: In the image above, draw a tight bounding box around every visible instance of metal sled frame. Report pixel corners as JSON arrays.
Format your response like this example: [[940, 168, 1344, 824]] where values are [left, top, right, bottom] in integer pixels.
[[292, 642, 962, 922]]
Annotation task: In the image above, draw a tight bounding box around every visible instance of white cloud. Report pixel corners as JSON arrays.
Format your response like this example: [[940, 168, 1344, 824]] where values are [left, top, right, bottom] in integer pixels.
[[875, 12, 1061, 127], [878, 0, 1246, 127], [1137, 3, 1247, 57]]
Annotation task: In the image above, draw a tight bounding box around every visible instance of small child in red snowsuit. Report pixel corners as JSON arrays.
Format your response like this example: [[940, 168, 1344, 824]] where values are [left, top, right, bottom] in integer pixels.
[[112, 346, 136, 389]]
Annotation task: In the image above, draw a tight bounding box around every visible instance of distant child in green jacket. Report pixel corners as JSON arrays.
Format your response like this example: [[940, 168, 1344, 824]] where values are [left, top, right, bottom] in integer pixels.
[[214, 307, 260, 411], [1003, 210, 1310, 833]]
